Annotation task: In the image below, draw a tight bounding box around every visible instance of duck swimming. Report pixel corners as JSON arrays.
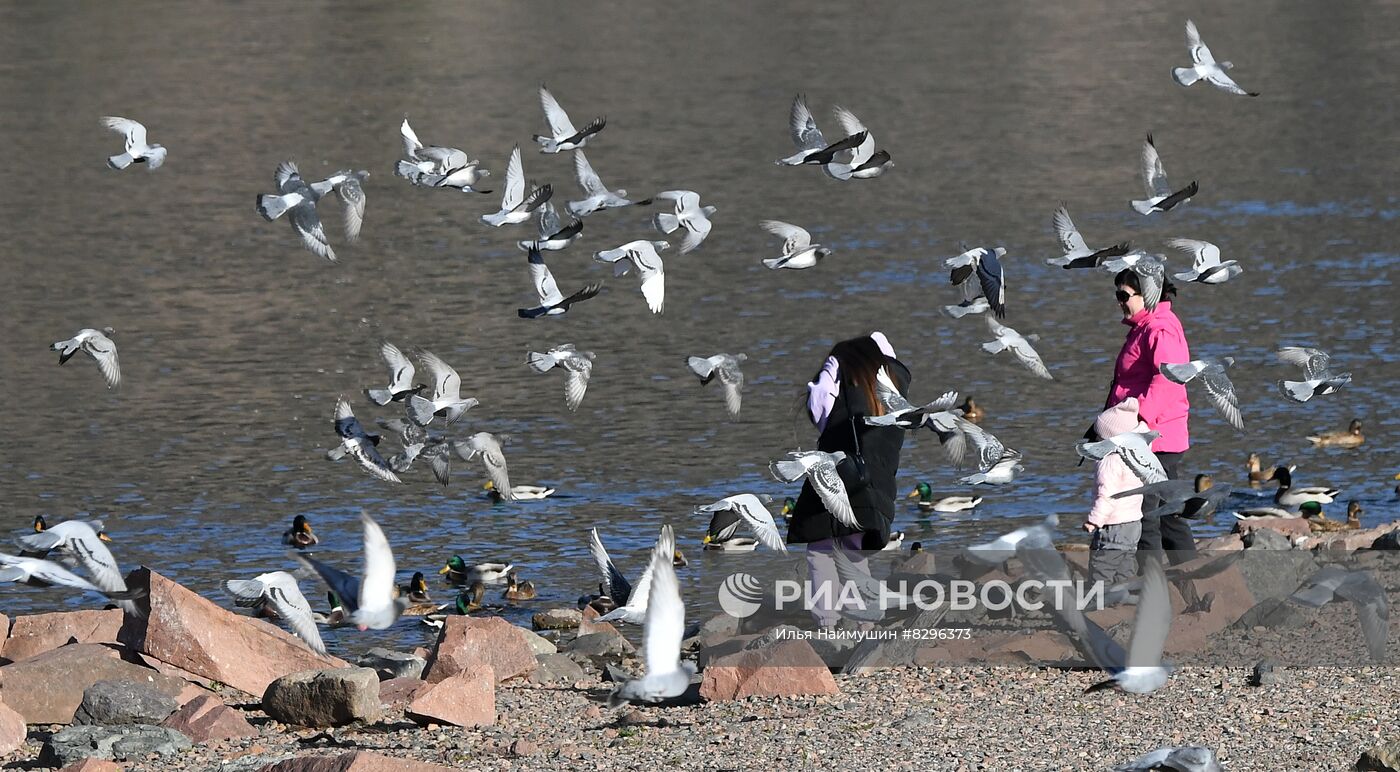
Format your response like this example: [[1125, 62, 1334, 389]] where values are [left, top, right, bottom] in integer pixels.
[[1306, 419, 1364, 448], [439, 555, 514, 585], [1270, 466, 1339, 508], [1234, 500, 1318, 521], [907, 482, 982, 513], [484, 480, 556, 502], [1308, 501, 1362, 533], [957, 396, 985, 423], [402, 571, 432, 603], [281, 515, 318, 549], [504, 571, 537, 601]]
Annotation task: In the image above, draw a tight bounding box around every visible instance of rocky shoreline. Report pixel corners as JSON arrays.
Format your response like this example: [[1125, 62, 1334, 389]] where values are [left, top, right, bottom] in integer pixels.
[[0, 518, 1394, 771]]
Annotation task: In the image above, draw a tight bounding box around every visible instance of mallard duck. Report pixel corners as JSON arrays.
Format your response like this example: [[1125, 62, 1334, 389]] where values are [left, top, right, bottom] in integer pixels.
[[906, 482, 982, 513], [672, 547, 689, 567], [484, 480, 556, 502], [1270, 466, 1339, 508], [30, 515, 112, 542], [909, 541, 923, 553], [1345, 500, 1363, 528], [882, 532, 906, 551], [1235, 500, 1318, 521], [504, 571, 537, 601], [780, 497, 796, 521], [401, 571, 432, 603], [421, 582, 500, 627], [281, 515, 318, 549], [1306, 419, 1364, 448], [578, 583, 617, 615], [439, 555, 514, 585], [1305, 501, 1359, 532], [1246, 453, 1271, 487], [313, 591, 349, 627], [957, 396, 985, 423]]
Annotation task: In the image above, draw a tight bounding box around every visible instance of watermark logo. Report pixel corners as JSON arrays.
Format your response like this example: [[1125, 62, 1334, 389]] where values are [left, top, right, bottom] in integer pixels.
[[717, 572, 764, 618]]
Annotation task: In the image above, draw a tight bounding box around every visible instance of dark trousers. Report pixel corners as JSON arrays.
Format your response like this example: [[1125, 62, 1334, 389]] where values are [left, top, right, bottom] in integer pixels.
[[1137, 451, 1198, 566]]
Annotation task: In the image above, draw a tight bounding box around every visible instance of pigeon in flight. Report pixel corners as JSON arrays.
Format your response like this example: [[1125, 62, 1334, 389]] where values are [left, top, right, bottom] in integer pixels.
[[594, 240, 668, 314], [945, 246, 1006, 318], [956, 418, 1025, 485], [1160, 358, 1243, 430], [330, 396, 402, 484], [527, 344, 595, 411], [774, 95, 870, 168], [652, 190, 715, 254], [1103, 251, 1167, 310], [18, 519, 134, 613], [1076, 430, 1167, 485], [517, 200, 583, 252], [686, 353, 746, 418], [364, 341, 420, 406], [760, 220, 831, 270], [1044, 205, 1131, 269], [1172, 19, 1259, 97], [770, 450, 857, 528], [823, 106, 892, 180], [256, 162, 367, 261], [101, 116, 166, 170], [588, 527, 637, 613], [966, 514, 1060, 566], [1276, 347, 1351, 403], [981, 317, 1052, 380], [459, 432, 513, 500], [606, 525, 695, 707], [1131, 134, 1197, 215], [1113, 745, 1222, 772], [1084, 556, 1174, 694], [1288, 565, 1389, 662], [296, 511, 406, 631], [517, 245, 602, 319], [1168, 238, 1242, 284], [51, 327, 120, 389], [941, 280, 991, 319], [225, 571, 326, 654], [396, 117, 491, 193], [533, 85, 605, 154], [407, 349, 479, 425], [567, 151, 648, 217], [481, 146, 552, 227], [863, 380, 968, 467], [696, 494, 787, 552], [1114, 475, 1233, 521], [0, 553, 137, 600]]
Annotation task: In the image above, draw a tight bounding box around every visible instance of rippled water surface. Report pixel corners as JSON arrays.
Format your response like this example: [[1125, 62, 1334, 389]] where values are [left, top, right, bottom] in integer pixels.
[[0, 1, 1396, 652]]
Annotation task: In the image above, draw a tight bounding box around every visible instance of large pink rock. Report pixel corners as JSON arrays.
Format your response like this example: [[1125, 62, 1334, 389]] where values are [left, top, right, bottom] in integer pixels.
[[161, 694, 257, 742], [2, 610, 124, 664], [0, 698, 25, 754], [422, 617, 536, 684], [378, 678, 431, 710], [405, 664, 494, 728], [1311, 522, 1400, 552], [700, 638, 837, 701], [117, 568, 346, 696], [0, 643, 184, 724], [57, 760, 123, 772], [258, 751, 454, 771]]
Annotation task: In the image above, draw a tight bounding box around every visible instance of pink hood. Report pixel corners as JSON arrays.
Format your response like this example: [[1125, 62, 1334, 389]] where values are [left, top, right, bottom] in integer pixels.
[[1087, 400, 1150, 527], [1108, 301, 1190, 453]]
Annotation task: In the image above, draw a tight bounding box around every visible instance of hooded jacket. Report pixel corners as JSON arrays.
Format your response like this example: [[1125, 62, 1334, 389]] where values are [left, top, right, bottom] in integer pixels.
[[1108, 300, 1190, 453], [1087, 398, 1148, 528]]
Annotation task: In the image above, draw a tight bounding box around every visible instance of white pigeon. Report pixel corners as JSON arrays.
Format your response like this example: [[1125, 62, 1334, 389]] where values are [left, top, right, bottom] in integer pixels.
[[567, 151, 647, 216], [1113, 745, 1222, 772], [652, 190, 715, 254], [396, 117, 491, 193], [305, 512, 406, 631], [696, 494, 787, 552], [364, 341, 418, 406], [941, 279, 991, 319], [966, 514, 1060, 565], [1172, 20, 1259, 97], [1167, 238, 1242, 284], [686, 353, 746, 418], [330, 396, 402, 484], [945, 246, 1007, 318], [0, 553, 131, 599], [1160, 358, 1243, 430], [1085, 556, 1173, 694], [224, 571, 326, 654], [533, 85, 606, 154], [760, 220, 831, 270], [1076, 430, 1167, 484], [981, 317, 1052, 380], [526, 345, 595, 411], [17, 519, 130, 602], [517, 200, 583, 252], [517, 245, 603, 319], [51, 327, 120, 389], [1276, 346, 1351, 403], [594, 240, 668, 314], [956, 418, 1024, 485], [459, 432, 513, 500], [406, 349, 479, 426], [1131, 134, 1198, 215], [481, 146, 552, 226], [100, 116, 166, 170], [769, 450, 857, 528], [1044, 205, 1131, 269], [607, 525, 695, 707], [595, 526, 678, 625], [823, 106, 892, 180]]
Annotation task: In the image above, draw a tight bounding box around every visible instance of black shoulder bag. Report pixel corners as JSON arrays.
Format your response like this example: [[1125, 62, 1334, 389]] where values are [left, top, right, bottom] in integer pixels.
[[836, 415, 871, 493]]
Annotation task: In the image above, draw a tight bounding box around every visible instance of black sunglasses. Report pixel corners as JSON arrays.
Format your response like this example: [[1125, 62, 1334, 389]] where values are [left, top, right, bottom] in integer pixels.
[[1115, 289, 1137, 303]]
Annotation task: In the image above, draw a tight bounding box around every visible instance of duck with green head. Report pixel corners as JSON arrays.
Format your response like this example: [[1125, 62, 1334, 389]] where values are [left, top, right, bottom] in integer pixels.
[[282, 515, 318, 549], [906, 482, 981, 513], [440, 555, 514, 585]]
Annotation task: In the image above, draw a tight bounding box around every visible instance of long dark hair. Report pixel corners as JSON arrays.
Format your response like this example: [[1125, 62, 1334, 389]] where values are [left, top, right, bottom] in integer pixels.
[[811, 335, 889, 418], [1114, 269, 1178, 301]]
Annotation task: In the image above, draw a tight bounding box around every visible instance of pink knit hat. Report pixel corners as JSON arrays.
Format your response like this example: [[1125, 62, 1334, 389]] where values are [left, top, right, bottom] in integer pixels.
[[1095, 397, 1142, 438]]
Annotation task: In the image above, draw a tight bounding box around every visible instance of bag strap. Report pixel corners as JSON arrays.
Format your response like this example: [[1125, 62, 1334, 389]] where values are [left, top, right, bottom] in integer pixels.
[[848, 415, 862, 454]]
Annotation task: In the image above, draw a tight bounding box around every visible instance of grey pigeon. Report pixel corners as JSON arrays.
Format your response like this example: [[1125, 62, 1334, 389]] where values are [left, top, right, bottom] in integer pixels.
[[459, 432, 513, 500], [1168, 238, 1242, 284], [652, 191, 715, 254], [527, 344, 595, 411], [1114, 745, 1222, 772], [686, 353, 746, 418], [567, 151, 648, 216], [982, 317, 1052, 380], [51, 327, 120, 389], [1131, 134, 1197, 215], [770, 450, 856, 527], [517, 200, 583, 252], [594, 240, 668, 314], [945, 246, 1006, 318], [956, 418, 1024, 485], [481, 146, 552, 226], [406, 349, 479, 426], [330, 396, 402, 484], [1113, 475, 1233, 520], [1160, 358, 1242, 430], [760, 220, 831, 270], [517, 245, 602, 319], [1276, 346, 1351, 403], [1076, 430, 1167, 485], [256, 162, 368, 261], [1102, 251, 1167, 310], [696, 494, 786, 552], [823, 106, 892, 180], [1044, 205, 1130, 269], [1289, 565, 1389, 662], [364, 341, 419, 406], [396, 117, 491, 193], [225, 571, 325, 654]]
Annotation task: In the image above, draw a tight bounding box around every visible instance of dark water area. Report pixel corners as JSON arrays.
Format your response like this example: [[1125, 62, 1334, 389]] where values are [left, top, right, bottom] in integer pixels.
[[0, 1, 1394, 652]]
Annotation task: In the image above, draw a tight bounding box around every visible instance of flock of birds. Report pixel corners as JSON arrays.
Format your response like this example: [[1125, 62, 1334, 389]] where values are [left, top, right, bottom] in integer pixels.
[[12, 19, 1388, 750]]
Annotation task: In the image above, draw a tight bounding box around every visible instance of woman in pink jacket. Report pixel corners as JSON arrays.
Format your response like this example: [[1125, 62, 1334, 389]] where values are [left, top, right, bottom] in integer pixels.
[[1108, 269, 1197, 564]]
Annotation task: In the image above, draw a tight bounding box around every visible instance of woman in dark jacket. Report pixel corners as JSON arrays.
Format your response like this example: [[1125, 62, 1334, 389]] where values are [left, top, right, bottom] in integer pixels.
[[787, 332, 910, 626]]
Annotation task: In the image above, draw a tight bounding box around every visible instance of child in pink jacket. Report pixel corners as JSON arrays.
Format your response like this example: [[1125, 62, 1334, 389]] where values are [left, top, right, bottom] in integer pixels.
[[1085, 398, 1147, 585]]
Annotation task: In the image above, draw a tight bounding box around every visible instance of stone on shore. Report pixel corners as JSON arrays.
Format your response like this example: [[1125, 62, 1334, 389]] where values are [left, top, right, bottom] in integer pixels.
[[531, 608, 582, 630], [257, 751, 454, 771], [527, 653, 586, 685], [0, 698, 25, 755], [73, 679, 178, 726], [378, 678, 431, 711], [117, 568, 346, 696], [160, 693, 257, 742], [700, 635, 837, 701], [405, 663, 495, 728], [1358, 739, 1400, 772], [57, 759, 123, 772], [1234, 517, 1310, 539], [565, 630, 633, 664], [517, 628, 557, 656], [355, 648, 425, 681], [0, 643, 184, 725], [261, 668, 382, 728], [1312, 522, 1400, 552], [423, 617, 536, 684], [41, 724, 191, 767], [1, 609, 124, 664]]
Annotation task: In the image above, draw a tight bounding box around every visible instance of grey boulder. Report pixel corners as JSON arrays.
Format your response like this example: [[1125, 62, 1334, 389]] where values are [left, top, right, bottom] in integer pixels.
[[261, 667, 381, 727], [73, 679, 179, 726], [42, 724, 191, 766]]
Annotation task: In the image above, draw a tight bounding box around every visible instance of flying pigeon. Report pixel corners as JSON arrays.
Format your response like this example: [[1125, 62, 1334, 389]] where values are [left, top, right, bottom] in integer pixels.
[[981, 317, 1052, 380], [295, 511, 406, 630], [100, 116, 166, 170], [330, 396, 402, 484], [823, 106, 892, 180], [1172, 19, 1259, 97], [567, 151, 648, 216], [1044, 205, 1131, 269], [364, 341, 419, 406], [406, 349, 479, 425], [606, 525, 695, 707], [481, 146, 552, 226], [459, 432, 513, 500], [51, 327, 120, 389], [256, 162, 368, 261], [594, 240, 668, 314], [1276, 347, 1351, 403], [945, 246, 1006, 318], [769, 450, 857, 528], [652, 190, 715, 254], [517, 200, 583, 252], [225, 571, 326, 653], [1076, 430, 1167, 484], [696, 494, 787, 552], [1167, 238, 1242, 284], [686, 353, 746, 418], [396, 117, 491, 193], [1160, 358, 1243, 430], [533, 85, 605, 154], [956, 419, 1025, 485], [527, 345, 595, 411], [760, 220, 831, 270], [1131, 134, 1197, 215], [517, 245, 602, 319]]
